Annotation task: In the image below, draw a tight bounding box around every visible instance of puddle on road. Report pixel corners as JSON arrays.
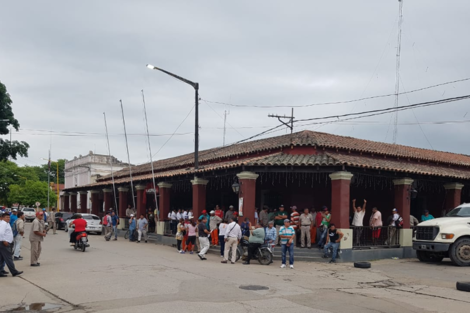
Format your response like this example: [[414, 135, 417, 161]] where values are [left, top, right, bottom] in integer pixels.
[[8, 303, 62, 312], [239, 285, 269, 291]]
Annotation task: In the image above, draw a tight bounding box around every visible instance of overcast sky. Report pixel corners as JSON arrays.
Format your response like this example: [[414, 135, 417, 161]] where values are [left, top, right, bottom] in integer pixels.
[[1, 0, 469, 168]]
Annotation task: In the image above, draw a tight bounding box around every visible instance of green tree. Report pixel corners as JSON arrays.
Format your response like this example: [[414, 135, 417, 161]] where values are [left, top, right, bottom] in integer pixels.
[[0, 81, 29, 161], [0, 161, 39, 204], [30, 159, 65, 185], [8, 180, 56, 208]]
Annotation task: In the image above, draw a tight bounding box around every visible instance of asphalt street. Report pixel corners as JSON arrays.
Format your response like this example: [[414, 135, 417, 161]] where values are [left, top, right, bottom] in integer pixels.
[[1, 223, 469, 313]]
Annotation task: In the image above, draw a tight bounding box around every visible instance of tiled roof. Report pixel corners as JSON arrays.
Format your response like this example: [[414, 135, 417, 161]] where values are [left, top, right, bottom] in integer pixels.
[[106, 130, 470, 181]]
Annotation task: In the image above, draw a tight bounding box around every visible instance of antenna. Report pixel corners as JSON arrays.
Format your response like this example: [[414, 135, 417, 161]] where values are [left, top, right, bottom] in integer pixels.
[[268, 108, 295, 134], [393, 0, 404, 144], [103, 112, 118, 212], [141, 90, 159, 221], [120, 100, 136, 209]]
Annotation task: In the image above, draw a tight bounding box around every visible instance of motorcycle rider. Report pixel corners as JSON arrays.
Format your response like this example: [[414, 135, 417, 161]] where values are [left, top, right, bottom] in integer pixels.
[[69, 214, 87, 246], [243, 222, 265, 265]]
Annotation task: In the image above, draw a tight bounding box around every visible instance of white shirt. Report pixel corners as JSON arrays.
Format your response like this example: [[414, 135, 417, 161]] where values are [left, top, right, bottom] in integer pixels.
[[176, 212, 182, 220], [352, 210, 365, 227], [182, 211, 188, 219], [170, 212, 177, 220], [390, 213, 399, 226], [224, 221, 242, 240], [188, 212, 194, 219], [0, 220, 14, 243], [167, 212, 171, 219], [254, 211, 259, 221], [218, 223, 228, 236]]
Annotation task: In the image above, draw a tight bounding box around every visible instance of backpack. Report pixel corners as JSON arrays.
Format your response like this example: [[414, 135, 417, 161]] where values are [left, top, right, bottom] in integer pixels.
[[395, 216, 404, 228], [103, 215, 108, 226]]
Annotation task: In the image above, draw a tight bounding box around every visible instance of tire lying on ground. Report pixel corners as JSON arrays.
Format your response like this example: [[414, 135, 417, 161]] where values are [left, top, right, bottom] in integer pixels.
[[354, 262, 371, 269], [456, 282, 470, 292]]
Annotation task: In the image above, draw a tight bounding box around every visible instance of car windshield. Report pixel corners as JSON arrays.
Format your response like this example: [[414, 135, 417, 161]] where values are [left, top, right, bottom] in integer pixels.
[[23, 208, 35, 212], [446, 207, 470, 217]]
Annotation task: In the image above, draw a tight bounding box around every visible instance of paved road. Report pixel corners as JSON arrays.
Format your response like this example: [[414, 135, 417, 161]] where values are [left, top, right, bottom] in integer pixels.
[[1, 223, 469, 313]]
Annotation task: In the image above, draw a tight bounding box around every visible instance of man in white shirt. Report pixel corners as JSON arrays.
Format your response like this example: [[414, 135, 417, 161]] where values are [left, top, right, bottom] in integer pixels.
[[170, 210, 177, 234], [182, 210, 188, 220], [0, 213, 23, 277], [351, 199, 366, 246], [221, 217, 242, 264], [386, 208, 400, 246], [188, 209, 194, 220], [176, 209, 182, 221]]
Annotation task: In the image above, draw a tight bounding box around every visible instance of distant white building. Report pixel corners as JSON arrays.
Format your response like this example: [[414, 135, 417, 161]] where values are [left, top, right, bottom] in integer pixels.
[[64, 151, 130, 210]]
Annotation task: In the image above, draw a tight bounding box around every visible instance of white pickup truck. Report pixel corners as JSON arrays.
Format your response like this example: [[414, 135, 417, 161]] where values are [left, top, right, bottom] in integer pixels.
[[413, 204, 470, 266]]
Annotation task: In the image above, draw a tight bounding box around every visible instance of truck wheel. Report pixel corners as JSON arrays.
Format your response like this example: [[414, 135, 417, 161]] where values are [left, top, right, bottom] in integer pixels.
[[416, 251, 444, 263], [449, 238, 470, 266]]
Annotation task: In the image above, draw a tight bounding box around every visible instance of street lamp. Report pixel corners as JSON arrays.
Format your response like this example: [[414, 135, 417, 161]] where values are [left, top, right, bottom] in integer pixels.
[[146, 64, 200, 170]]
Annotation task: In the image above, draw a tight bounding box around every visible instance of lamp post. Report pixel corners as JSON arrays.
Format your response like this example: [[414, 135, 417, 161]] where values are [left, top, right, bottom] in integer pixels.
[[146, 64, 200, 170]]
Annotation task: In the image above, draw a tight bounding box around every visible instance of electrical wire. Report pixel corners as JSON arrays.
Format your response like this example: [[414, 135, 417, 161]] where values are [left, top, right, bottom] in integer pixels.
[[200, 77, 470, 108]]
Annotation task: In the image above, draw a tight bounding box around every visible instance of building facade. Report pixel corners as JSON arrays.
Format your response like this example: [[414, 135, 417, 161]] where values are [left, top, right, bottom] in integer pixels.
[[63, 131, 470, 261]]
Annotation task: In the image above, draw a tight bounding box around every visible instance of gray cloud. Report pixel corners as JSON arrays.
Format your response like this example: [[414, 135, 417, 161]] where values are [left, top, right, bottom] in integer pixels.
[[1, 0, 469, 168]]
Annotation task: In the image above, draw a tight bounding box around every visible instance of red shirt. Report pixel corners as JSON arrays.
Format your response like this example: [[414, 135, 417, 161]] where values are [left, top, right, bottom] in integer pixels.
[[72, 219, 87, 232], [315, 212, 323, 227], [215, 210, 224, 219]]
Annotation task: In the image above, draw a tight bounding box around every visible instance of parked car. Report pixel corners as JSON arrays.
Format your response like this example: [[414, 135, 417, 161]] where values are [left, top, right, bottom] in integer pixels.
[[65, 213, 102, 235], [413, 204, 470, 266], [55, 212, 74, 230], [21, 207, 36, 222]]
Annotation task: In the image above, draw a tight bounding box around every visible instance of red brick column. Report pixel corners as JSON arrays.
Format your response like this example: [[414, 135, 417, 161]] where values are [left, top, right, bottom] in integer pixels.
[[191, 178, 209, 219], [444, 183, 464, 214], [158, 182, 172, 221], [70, 192, 77, 213], [103, 188, 113, 212], [118, 187, 129, 218], [393, 178, 414, 229], [236, 171, 259, 223], [329, 171, 353, 229], [90, 190, 100, 215], [63, 193, 70, 212], [78, 192, 87, 214], [136, 185, 146, 217]]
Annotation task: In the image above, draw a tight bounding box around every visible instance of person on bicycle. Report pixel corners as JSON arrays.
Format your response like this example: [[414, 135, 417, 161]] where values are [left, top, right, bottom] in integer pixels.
[[69, 214, 87, 246]]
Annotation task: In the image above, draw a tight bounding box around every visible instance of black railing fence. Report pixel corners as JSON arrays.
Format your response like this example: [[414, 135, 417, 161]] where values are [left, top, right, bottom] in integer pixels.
[[351, 226, 400, 249]]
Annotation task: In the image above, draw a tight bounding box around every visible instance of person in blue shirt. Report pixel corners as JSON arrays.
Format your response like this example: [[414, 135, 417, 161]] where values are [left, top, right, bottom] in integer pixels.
[[421, 210, 434, 222], [9, 209, 18, 227], [198, 210, 210, 230], [111, 211, 119, 240], [128, 214, 136, 242]]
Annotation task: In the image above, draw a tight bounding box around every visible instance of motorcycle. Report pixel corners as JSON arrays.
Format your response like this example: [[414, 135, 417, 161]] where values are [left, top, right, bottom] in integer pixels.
[[72, 228, 89, 252], [229, 237, 273, 265]]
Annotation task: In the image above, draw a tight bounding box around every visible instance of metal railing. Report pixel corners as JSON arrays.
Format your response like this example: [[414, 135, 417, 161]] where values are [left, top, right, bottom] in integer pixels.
[[164, 220, 174, 236], [351, 226, 400, 249]]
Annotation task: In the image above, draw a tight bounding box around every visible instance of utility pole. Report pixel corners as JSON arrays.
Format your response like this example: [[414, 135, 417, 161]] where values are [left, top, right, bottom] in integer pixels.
[[268, 108, 295, 134]]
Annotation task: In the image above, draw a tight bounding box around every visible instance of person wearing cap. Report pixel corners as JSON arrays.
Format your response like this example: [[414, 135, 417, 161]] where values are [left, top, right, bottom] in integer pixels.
[[125, 205, 136, 230], [30, 211, 46, 267], [225, 205, 235, 221], [129, 214, 136, 242], [421, 210, 434, 222], [318, 206, 331, 249], [9, 209, 18, 228], [13, 212, 25, 260], [0, 213, 23, 277], [386, 208, 400, 246], [265, 221, 277, 259], [273, 205, 288, 245], [199, 210, 210, 230], [209, 210, 222, 246], [279, 219, 295, 269]]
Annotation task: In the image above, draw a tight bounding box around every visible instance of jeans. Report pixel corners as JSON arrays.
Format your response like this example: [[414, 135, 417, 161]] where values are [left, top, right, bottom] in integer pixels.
[[324, 242, 340, 261], [199, 237, 210, 257], [14, 235, 22, 258], [281, 243, 294, 265], [129, 229, 135, 241], [177, 239, 182, 251], [112, 226, 118, 239], [219, 235, 225, 256], [318, 227, 328, 248]]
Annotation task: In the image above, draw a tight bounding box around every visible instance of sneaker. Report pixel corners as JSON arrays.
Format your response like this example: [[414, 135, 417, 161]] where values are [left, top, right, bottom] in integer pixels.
[[190, 251, 194, 254], [221, 260, 227, 264], [329, 260, 336, 264], [231, 262, 235, 264], [243, 262, 250, 265], [280, 264, 286, 269], [220, 255, 224, 258], [290, 265, 294, 269], [179, 251, 185, 254], [14, 257, 23, 261], [198, 254, 204, 260]]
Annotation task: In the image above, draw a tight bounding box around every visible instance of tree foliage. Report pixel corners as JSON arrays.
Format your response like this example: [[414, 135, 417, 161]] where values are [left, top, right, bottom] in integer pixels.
[[0, 81, 29, 161], [8, 180, 56, 208]]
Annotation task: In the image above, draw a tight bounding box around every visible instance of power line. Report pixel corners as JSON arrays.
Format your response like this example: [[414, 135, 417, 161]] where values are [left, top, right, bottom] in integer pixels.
[[200, 77, 470, 108]]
